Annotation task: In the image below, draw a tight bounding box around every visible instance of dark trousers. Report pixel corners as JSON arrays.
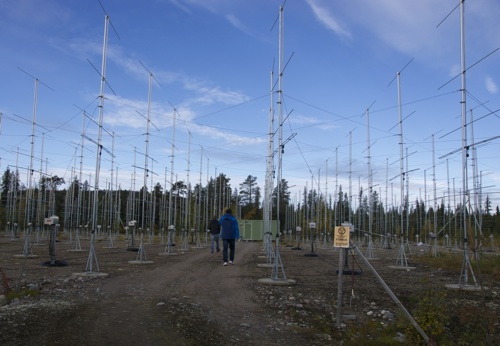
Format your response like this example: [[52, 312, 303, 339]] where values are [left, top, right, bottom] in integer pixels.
[[222, 239, 235, 262]]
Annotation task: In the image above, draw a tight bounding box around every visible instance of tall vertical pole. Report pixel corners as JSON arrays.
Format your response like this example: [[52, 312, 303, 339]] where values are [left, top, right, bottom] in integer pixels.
[[77, 112, 86, 232], [264, 70, 275, 236], [110, 132, 115, 230], [366, 109, 373, 247], [424, 169, 428, 240], [168, 108, 176, 228], [334, 147, 338, 227], [198, 147, 203, 235], [272, 3, 288, 281], [432, 135, 437, 238], [88, 14, 110, 273], [26, 79, 38, 230], [459, 0, 472, 286], [397, 72, 405, 246], [142, 73, 153, 232], [36, 133, 45, 227], [324, 160, 328, 236], [446, 159, 451, 240], [405, 147, 410, 245], [348, 131, 353, 224], [185, 131, 191, 230], [385, 158, 389, 243]]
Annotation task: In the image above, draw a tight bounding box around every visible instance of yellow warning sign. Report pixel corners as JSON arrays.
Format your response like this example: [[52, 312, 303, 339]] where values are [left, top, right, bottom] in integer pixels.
[[334, 226, 350, 248]]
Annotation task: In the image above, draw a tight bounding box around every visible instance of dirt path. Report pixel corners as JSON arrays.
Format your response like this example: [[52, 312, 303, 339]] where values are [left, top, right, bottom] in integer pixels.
[[67, 242, 297, 345], [2, 235, 498, 345]]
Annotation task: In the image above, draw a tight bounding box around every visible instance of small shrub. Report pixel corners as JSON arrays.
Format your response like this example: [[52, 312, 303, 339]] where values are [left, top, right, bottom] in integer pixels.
[[0, 268, 11, 296], [397, 280, 451, 345], [6, 288, 40, 302], [455, 304, 497, 345]]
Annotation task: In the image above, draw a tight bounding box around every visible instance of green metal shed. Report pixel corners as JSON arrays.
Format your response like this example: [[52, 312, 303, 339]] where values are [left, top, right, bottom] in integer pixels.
[[239, 220, 278, 241]]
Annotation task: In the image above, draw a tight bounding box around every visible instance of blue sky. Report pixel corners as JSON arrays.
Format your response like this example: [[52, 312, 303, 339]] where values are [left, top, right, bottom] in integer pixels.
[[1, 0, 499, 211]]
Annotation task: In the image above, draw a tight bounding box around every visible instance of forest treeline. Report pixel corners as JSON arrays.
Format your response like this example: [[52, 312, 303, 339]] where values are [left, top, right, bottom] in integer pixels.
[[1, 167, 500, 244]]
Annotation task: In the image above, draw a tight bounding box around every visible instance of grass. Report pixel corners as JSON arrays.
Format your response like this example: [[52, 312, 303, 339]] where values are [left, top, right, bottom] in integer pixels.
[[413, 249, 500, 280], [1, 267, 41, 303]]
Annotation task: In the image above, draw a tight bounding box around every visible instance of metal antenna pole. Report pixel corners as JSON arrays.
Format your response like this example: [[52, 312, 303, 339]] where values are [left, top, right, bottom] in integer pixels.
[[264, 69, 275, 242], [17, 68, 53, 252], [272, 4, 288, 281], [205, 157, 210, 234], [71, 148, 83, 252], [393, 72, 412, 268], [168, 108, 176, 229], [348, 131, 353, 225], [87, 14, 110, 273], [27, 80, 38, 232], [424, 169, 428, 241], [431, 135, 439, 257], [446, 159, 451, 244], [366, 108, 374, 258], [469, 109, 479, 257], [133, 147, 137, 223], [385, 158, 389, 248], [334, 147, 338, 228], [110, 132, 115, 231], [397, 72, 405, 246], [324, 159, 328, 243], [194, 147, 203, 247], [458, 0, 474, 287], [186, 130, 191, 231], [142, 73, 153, 232], [405, 147, 412, 253], [213, 167, 217, 216]]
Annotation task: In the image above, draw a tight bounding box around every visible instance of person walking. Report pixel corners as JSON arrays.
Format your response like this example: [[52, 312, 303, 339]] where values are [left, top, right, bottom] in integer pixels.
[[219, 208, 240, 266], [208, 217, 221, 254]]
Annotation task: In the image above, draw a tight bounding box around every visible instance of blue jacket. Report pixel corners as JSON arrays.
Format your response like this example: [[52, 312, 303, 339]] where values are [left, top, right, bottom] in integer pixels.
[[219, 213, 240, 240]]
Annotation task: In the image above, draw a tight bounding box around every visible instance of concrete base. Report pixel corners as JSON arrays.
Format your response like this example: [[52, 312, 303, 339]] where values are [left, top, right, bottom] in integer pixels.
[[13, 254, 39, 258], [388, 265, 416, 270], [257, 263, 283, 268], [128, 260, 154, 265], [342, 314, 357, 320], [72, 271, 109, 278], [257, 277, 296, 286], [445, 283, 484, 291]]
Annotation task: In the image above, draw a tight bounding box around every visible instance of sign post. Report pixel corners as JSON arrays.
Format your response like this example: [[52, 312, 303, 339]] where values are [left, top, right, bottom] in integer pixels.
[[334, 224, 351, 327], [42, 215, 67, 267], [334, 225, 350, 248]]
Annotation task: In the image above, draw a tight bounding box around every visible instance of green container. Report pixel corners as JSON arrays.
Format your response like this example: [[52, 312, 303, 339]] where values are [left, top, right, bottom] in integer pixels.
[[239, 220, 279, 241]]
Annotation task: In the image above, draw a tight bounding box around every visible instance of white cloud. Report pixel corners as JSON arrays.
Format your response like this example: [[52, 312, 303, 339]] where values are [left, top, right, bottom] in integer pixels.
[[168, 0, 192, 14], [182, 79, 250, 106], [290, 114, 320, 125], [104, 95, 173, 129], [225, 14, 253, 37], [191, 123, 265, 146], [305, 0, 351, 39], [485, 76, 498, 94], [326, 0, 458, 63], [289, 114, 338, 131]]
